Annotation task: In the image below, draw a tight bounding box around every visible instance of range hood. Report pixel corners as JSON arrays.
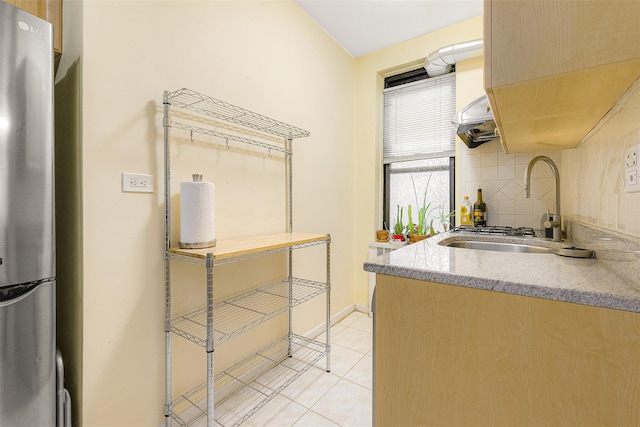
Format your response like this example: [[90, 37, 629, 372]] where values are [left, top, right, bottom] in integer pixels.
[[453, 95, 499, 149]]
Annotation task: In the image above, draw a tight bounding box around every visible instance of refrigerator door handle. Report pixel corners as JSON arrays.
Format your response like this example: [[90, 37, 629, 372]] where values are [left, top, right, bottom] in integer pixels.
[[0, 278, 56, 305], [0, 280, 47, 306], [56, 350, 72, 427]]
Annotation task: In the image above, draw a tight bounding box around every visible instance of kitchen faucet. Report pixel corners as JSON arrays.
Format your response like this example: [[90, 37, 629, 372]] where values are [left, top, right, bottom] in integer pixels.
[[524, 156, 562, 241]]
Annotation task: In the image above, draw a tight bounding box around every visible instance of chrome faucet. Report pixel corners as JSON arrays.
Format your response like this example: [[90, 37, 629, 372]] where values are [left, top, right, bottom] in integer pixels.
[[524, 156, 562, 241]]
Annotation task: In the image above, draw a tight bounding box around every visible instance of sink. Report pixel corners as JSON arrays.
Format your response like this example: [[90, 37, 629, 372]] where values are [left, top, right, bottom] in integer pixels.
[[443, 240, 595, 258], [444, 240, 550, 254]]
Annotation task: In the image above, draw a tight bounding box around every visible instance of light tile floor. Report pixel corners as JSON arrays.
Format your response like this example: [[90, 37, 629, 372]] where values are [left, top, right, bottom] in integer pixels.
[[244, 311, 373, 427]]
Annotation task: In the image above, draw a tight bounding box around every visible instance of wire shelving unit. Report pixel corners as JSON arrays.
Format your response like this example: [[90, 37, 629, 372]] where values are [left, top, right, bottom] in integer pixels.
[[162, 89, 330, 426]]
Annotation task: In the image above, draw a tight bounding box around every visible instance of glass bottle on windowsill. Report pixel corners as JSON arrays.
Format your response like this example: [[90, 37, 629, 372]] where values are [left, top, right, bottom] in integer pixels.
[[473, 187, 487, 227]]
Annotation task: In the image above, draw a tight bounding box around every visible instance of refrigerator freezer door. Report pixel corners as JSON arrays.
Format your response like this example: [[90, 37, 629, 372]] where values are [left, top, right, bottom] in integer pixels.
[[0, 2, 55, 287], [0, 280, 56, 426]]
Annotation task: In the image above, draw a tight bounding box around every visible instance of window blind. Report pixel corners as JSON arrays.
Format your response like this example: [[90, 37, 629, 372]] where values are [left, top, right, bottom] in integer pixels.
[[383, 73, 456, 164]]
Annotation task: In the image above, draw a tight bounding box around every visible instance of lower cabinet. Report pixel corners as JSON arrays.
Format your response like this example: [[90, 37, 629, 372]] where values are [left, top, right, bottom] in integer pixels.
[[373, 274, 640, 426]]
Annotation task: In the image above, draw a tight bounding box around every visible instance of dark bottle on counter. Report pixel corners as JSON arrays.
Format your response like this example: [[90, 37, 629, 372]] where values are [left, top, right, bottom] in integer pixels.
[[473, 187, 487, 227]]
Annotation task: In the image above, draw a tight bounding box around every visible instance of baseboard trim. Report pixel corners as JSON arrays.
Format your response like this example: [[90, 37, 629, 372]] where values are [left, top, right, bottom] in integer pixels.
[[354, 303, 370, 314], [303, 304, 360, 339]]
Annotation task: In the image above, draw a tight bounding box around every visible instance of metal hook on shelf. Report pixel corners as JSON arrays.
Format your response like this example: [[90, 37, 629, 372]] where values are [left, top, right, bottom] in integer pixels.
[[225, 138, 230, 150], [190, 130, 194, 143], [268, 148, 272, 158]]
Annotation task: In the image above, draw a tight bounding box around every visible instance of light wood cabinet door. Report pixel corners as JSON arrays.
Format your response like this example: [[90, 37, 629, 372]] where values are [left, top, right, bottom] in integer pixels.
[[5, 0, 62, 56], [484, 0, 640, 153], [374, 274, 640, 426]]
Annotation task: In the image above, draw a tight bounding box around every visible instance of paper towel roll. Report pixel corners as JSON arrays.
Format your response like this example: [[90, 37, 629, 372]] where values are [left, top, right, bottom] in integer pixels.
[[180, 180, 216, 249]]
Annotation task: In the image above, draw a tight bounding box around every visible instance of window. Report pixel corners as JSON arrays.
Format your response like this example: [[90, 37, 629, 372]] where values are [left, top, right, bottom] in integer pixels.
[[383, 70, 456, 233]]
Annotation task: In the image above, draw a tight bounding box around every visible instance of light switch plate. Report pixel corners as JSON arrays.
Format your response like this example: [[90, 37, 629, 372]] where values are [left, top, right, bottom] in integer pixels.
[[625, 143, 640, 192], [122, 173, 154, 193]]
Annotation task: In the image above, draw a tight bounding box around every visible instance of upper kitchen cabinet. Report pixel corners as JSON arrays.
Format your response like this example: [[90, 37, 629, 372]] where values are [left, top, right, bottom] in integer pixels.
[[484, 0, 640, 153], [5, 0, 62, 66]]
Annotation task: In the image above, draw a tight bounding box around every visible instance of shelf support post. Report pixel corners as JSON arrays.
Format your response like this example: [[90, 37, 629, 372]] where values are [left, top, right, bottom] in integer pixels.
[[286, 136, 293, 233], [326, 236, 331, 372], [206, 254, 215, 426], [286, 135, 294, 356], [163, 91, 173, 427], [288, 246, 294, 357]]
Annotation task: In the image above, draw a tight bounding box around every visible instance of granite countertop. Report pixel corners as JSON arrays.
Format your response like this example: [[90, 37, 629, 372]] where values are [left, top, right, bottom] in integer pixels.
[[363, 224, 640, 313]]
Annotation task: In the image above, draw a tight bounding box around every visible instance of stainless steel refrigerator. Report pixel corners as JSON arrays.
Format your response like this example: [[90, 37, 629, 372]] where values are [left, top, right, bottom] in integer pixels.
[[0, 2, 63, 425]]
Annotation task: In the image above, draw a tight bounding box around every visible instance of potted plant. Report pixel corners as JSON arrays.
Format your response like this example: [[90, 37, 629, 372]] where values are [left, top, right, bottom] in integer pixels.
[[392, 205, 405, 241], [410, 174, 436, 242], [406, 205, 416, 242], [434, 203, 455, 232], [413, 205, 438, 242]]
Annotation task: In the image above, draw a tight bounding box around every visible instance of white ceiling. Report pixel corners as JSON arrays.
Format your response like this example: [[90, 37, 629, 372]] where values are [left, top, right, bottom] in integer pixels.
[[294, 0, 484, 58]]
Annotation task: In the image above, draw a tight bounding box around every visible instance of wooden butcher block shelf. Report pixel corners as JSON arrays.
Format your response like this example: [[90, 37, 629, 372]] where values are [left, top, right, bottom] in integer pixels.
[[169, 232, 330, 261]]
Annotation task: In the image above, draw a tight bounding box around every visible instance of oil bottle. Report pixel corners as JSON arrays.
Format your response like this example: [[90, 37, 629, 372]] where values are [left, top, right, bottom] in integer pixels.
[[460, 196, 473, 226], [473, 187, 487, 227]]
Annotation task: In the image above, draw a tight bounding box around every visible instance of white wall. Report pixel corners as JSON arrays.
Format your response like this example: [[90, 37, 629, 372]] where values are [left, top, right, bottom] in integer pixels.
[[57, 1, 356, 424]]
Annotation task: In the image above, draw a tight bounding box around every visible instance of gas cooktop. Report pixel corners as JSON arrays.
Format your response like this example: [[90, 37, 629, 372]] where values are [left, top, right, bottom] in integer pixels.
[[451, 225, 537, 237]]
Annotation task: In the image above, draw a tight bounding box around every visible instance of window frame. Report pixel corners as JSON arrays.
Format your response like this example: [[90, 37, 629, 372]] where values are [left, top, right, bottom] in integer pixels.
[[383, 157, 456, 231], [381, 69, 457, 231]]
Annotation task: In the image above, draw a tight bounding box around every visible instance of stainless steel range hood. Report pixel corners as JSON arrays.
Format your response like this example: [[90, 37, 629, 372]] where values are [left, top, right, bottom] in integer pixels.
[[453, 95, 499, 149]]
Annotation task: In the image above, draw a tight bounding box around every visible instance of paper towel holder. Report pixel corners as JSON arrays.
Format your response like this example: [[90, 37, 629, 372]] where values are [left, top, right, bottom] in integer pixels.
[[180, 239, 217, 249], [180, 240, 217, 249], [179, 173, 217, 249]]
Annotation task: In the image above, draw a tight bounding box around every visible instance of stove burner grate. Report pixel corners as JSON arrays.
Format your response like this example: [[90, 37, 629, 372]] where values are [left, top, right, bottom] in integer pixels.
[[452, 225, 536, 237]]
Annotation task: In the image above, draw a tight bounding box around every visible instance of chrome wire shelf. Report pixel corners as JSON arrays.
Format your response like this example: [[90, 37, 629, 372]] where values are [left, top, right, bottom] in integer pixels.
[[171, 278, 327, 348], [165, 88, 310, 140], [171, 334, 327, 427], [170, 121, 289, 156]]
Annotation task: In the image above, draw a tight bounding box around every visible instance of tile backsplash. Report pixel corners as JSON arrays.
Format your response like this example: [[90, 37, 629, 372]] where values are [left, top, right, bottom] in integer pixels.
[[562, 78, 640, 237], [457, 139, 560, 230], [457, 77, 640, 237]]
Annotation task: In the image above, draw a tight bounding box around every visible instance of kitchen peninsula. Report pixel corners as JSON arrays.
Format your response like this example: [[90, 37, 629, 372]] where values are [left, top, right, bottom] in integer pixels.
[[364, 222, 640, 426]]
